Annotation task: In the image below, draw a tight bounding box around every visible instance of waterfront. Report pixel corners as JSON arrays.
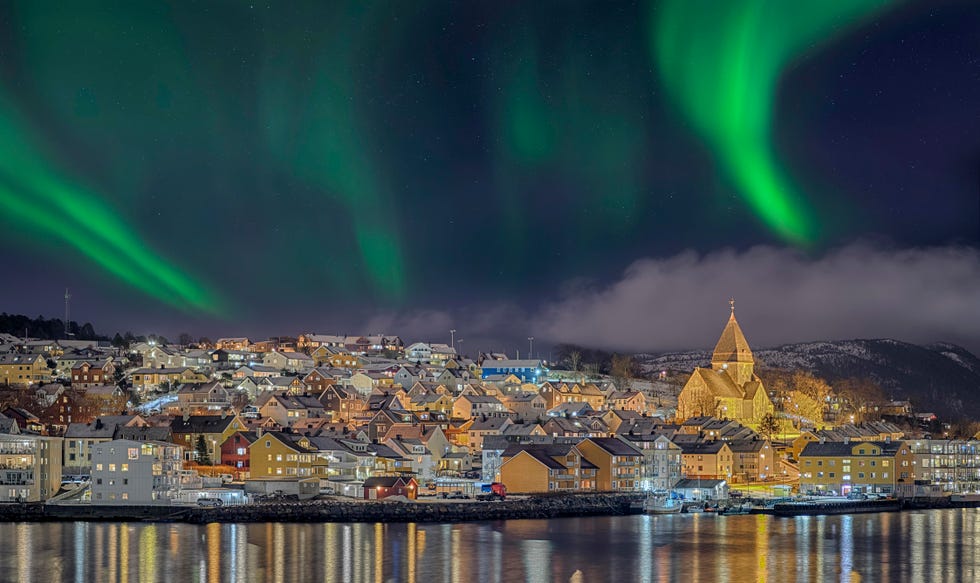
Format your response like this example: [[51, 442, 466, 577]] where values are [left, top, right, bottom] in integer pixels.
[[1, 510, 979, 582]]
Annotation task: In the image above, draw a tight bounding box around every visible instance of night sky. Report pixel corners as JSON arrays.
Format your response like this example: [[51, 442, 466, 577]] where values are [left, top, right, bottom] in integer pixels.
[[0, 1, 978, 353]]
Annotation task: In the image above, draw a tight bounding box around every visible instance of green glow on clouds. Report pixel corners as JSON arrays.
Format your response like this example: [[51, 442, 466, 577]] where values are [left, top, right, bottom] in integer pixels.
[[652, 0, 895, 244]]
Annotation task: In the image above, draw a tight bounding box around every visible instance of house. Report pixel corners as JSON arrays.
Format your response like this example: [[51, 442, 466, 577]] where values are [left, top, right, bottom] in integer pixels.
[[170, 414, 246, 463], [0, 434, 63, 502], [538, 382, 606, 410], [363, 476, 418, 500], [233, 365, 281, 380], [464, 415, 514, 452], [130, 367, 206, 392], [619, 432, 683, 491], [453, 394, 507, 420], [728, 438, 774, 483], [303, 368, 339, 392], [405, 343, 433, 363], [606, 390, 646, 413], [215, 338, 251, 351], [383, 436, 436, 480], [90, 439, 184, 504], [318, 385, 367, 422], [542, 416, 600, 439], [672, 478, 729, 501], [256, 393, 327, 426], [0, 353, 50, 386], [676, 306, 775, 425], [248, 431, 320, 479], [63, 415, 146, 474], [80, 385, 127, 416], [176, 381, 232, 413], [258, 375, 308, 395], [680, 441, 735, 481], [70, 359, 116, 388], [429, 344, 457, 365], [601, 410, 643, 434], [798, 440, 914, 495], [499, 443, 597, 493], [263, 351, 315, 373], [480, 360, 546, 383], [575, 437, 644, 491], [220, 431, 259, 480], [500, 392, 547, 423]]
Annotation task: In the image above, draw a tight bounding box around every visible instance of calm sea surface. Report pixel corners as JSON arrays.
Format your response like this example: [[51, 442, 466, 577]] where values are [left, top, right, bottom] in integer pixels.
[[0, 509, 977, 582]]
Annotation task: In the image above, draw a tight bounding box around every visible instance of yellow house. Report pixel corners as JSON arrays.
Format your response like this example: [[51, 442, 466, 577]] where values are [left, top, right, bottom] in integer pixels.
[[130, 367, 208, 392], [799, 440, 914, 495], [499, 443, 598, 493], [248, 431, 322, 479], [575, 437, 643, 491], [680, 441, 735, 480], [538, 382, 606, 410], [170, 414, 246, 463], [0, 354, 50, 386]]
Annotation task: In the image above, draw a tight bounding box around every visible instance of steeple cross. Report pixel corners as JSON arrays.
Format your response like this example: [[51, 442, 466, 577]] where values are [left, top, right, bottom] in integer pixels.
[[729, 297, 735, 314]]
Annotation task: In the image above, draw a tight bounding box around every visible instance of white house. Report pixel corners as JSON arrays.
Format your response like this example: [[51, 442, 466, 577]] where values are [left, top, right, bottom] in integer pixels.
[[90, 439, 185, 504]]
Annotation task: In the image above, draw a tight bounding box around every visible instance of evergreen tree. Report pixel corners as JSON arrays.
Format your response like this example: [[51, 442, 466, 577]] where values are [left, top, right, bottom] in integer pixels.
[[195, 435, 212, 465]]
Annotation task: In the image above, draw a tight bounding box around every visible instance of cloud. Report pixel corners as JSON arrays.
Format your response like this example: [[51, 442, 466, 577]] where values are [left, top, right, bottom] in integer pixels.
[[534, 243, 980, 353]]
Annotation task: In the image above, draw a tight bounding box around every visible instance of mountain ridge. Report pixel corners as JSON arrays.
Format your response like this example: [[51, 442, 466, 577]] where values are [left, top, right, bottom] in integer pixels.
[[636, 338, 980, 420]]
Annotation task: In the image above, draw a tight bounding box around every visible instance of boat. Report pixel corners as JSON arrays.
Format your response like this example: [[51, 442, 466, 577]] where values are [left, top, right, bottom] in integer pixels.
[[771, 497, 901, 517], [720, 503, 753, 516], [683, 503, 705, 514], [645, 495, 682, 515]]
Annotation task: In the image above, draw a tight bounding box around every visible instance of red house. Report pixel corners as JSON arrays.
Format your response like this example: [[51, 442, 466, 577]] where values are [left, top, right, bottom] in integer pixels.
[[221, 431, 259, 480], [71, 360, 116, 388], [362, 476, 418, 500]]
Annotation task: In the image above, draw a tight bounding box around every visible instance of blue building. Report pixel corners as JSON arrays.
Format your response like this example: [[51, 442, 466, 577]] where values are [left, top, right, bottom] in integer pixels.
[[480, 359, 547, 382]]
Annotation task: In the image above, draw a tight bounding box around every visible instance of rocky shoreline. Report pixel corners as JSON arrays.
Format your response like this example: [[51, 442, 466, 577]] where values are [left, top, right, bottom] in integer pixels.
[[0, 493, 645, 524]]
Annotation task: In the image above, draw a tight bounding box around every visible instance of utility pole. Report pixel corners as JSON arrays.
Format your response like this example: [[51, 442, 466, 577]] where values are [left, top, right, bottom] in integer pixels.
[[456, 339, 464, 356], [528, 337, 534, 360], [450, 329, 456, 352], [64, 288, 72, 338]]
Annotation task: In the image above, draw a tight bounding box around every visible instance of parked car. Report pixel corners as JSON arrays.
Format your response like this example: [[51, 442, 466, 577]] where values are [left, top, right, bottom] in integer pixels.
[[196, 497, 224, 507], [447, 490, 469, 499]]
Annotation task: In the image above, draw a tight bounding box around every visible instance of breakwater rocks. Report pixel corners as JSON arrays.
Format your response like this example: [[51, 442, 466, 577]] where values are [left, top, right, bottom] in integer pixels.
[[186, 493, 646, 524], [0, 493, 645, 524]]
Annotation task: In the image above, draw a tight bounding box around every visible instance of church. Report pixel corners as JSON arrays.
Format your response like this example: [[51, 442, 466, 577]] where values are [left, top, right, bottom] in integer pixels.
[[676, 302, 775, 426]]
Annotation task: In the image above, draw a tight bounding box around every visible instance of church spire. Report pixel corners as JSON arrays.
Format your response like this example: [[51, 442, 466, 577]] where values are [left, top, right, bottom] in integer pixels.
[[711, 300, 754, 384]]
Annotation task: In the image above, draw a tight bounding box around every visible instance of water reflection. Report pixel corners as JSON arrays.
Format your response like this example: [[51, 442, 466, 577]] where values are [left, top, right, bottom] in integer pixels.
[[1, 511, 979, 581]]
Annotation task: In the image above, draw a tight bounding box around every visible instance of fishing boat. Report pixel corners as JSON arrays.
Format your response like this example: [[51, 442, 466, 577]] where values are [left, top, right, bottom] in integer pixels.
[[683, 502, 706, 514], [645, 495, 682, 515]]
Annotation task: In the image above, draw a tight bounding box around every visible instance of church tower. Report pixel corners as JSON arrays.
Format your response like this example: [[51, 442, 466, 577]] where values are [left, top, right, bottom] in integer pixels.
[[710, 299, 754, 386]]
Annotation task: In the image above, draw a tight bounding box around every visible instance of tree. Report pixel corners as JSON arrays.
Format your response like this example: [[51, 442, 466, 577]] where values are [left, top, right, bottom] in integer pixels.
[[611, 354, 636, 392], [758, 412, 780, 442], [195, 435, 212, 466], [569, 351, 582, 372], [178, 333, 194, 346]]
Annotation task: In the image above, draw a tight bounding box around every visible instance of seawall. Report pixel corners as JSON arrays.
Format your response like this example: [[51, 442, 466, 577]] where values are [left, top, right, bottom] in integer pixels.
[[0, 493, 645, 524]]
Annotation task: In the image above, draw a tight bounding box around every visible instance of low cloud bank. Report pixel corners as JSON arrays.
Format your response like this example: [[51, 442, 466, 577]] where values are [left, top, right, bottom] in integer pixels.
[[533, 243, 980, 353]]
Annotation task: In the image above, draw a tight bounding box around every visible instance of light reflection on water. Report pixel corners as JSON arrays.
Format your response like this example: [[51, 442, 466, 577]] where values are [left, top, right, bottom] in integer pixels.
[[0, 510, 978, 582]]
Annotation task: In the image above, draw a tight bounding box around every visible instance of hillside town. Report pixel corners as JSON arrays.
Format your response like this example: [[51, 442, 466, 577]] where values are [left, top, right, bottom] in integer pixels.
[[0, 307, 973, 509]]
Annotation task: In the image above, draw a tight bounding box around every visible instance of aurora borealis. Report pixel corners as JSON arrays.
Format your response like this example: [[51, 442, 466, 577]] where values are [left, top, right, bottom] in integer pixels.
[[0, 1, 976, 342], [652, 0, 896, 244]]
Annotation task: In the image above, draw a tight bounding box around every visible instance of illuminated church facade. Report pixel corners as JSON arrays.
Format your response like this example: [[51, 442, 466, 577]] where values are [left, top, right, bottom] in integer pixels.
[[676, 302, 775, 426]]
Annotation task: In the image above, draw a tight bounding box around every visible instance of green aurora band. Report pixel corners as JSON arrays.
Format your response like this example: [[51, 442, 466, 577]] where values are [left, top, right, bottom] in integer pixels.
[[0, 94, 222, 315], [652, 0, 896, 244]]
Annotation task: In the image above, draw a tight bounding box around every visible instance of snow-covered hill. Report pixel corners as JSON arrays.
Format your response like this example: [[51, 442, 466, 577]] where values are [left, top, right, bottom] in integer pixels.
[[637, 339, 980, 419]]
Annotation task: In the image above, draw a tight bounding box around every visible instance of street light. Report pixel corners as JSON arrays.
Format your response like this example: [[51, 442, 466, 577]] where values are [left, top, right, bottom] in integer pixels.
[[450, 330, 456, 352], [528, 337, 534, 359]]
